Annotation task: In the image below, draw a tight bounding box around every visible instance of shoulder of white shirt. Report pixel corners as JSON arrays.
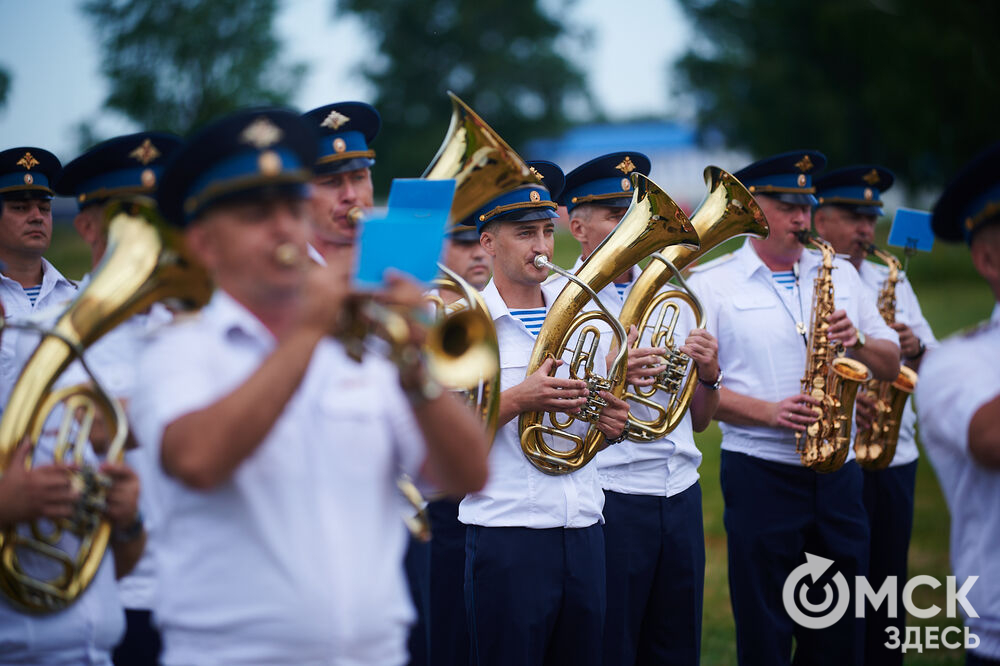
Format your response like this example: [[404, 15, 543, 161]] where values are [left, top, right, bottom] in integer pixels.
[[688, 251, 737, 274]]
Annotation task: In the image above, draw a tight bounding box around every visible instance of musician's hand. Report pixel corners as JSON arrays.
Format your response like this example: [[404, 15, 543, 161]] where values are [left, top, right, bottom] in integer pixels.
[[680, 328, 719, 382], [855, 391, 877, 430], [890, 322, 920, 359], [826, 309, 859, 348], [100, 462, 140, 531], [770, 394, 822, 432], [377, 271, 429, 347], [595, 391, 630, 439], [296, 260, 351, 337], [514, 357, 588, 414], [0, 438, 78, 524]]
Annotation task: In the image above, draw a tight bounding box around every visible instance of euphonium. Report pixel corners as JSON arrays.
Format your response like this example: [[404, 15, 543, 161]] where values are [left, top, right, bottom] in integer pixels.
[[619, 167, 769, 442], [0, 198, 211, 612], [519, 173, 700, 475], [853, 244, 918, 470], [794, 231, 872, 472]]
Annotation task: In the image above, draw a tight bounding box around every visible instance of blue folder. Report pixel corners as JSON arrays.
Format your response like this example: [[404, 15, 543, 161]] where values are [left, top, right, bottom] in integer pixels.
[[888, 208, 935, 252]]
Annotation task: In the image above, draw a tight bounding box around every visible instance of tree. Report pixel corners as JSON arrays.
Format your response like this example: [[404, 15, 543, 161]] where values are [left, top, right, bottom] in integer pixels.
[[83, 0, 306, 137], [0, 67, 9, 110], [674, 0, 1000, 192], [336, 0, 595, 191]]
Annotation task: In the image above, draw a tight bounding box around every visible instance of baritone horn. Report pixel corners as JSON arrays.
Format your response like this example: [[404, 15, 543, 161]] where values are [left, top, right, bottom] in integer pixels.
[[619, 167, 770, 442], [0, 197, 211, 612], [519, 173, 700, 475]]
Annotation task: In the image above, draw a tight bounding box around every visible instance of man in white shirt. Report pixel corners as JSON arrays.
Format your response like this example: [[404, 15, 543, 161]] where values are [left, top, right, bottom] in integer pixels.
[[917, 142, 1000, 666], [130, 108, 489, 666], [460, 160, 629, 666], [554, 151, 720, 665], [686, 150, 900, 666], [0, 144, 145, 666], [814, 164, 937, 665], [54, 131, 184, 666]]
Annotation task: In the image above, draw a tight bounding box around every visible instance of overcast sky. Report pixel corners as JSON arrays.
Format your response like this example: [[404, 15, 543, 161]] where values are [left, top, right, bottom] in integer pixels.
[[0, 0, 692, 161]]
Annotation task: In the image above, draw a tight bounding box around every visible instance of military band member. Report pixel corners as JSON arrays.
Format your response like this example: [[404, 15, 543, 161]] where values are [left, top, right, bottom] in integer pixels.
[[0, 147, 76, 410], [53, 131, 183, 666], [686, 151, 900, 666], [460, 160, 629, 666], [0, 142, 143, 666], [554, 152, 718, 665], [917, 143, 1000, 666], [441, 223, 493, 294], [129, 108, 488, 665], [813, 165, 937, 665]]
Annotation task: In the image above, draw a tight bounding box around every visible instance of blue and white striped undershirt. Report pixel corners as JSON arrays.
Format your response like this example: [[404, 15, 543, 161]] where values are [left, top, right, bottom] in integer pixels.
[[614, 281, 631, 301], [22, 284, 41, 306], [772, 270, 796, 292], [509, 307, 547, 336]]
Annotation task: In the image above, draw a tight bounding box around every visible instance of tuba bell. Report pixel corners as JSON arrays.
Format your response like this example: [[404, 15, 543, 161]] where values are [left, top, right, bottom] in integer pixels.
[[518, 173, 700, 475], [0, 198, 211, 612], [618, 167, 770, 442]]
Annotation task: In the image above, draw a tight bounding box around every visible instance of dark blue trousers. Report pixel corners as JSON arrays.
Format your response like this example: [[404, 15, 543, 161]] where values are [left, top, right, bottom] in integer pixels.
[[429, 498, 470, 666], [405, 535, 431, 666], [862, 461, 918, 666], [602, 484, 705, 666], [465, 524, 606, 666], [721, 451, 870, 666], [112, 609, 161, 666]]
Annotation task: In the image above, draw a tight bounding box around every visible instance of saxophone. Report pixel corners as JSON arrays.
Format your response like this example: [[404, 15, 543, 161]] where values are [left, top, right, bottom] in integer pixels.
[[853, 245, 918, 470], [794, 231, 872, 472]]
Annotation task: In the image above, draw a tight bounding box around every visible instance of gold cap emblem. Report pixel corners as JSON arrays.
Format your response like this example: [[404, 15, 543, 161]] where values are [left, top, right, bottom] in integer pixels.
[[797, 174, 807, 187], [321, 110, 351, 130], [794, 155, 814, 172], [16, 152, 39, 170], [862, 168, 880, 186], [23, 173, 33, 185], [529, 166, 544, 181], [258, 150, 283, 176], [240, 117, 283, 149], [141, 168, 156, 188], [864, 187, 873, 201], [333, 137, 347, 154], [621, 177, 631, 191], [130, 138, 161, 165], [616, 156, 636, 175], [529, 190, 541, 203]]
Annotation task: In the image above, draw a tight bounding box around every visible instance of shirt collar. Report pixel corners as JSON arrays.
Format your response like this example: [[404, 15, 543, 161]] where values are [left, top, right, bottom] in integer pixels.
[[204, 289, 277, 347], [481, 277, 556, 322], [736, 237, 826, 280]]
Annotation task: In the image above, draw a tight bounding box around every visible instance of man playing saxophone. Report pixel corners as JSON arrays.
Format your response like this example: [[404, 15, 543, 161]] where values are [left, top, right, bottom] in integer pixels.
[[129, 108, 489, 666], [813, 165, 937, 665], [553, 152, 720, 666], [459, 160, 629, 666], [686, 151, 899, 666]]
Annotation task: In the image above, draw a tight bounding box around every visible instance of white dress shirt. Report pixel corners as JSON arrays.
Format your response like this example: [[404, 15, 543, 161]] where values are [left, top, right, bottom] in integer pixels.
[[915, 306, 1000, 658], [129, 290, 426, 666], [856, 260, 937, 467], [458, 278, 607, 529], [0, 258, 78, 412], [686, 240, 898, 466], [549, 256, 704, 498]]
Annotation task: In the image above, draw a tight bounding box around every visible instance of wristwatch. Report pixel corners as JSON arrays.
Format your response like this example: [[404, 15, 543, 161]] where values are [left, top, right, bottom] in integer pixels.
[[698, 369, 724, 391], [112, 511, 144, 543], [907, 339, 926, 360], [851, 330, 867, 351]]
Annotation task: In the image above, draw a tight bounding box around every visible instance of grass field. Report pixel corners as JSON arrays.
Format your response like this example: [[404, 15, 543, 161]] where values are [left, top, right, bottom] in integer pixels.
[[48, 218, 995, 665]]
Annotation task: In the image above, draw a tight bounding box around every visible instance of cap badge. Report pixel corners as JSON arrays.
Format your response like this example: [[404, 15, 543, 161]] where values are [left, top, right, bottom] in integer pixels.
[[864, 187, 873, 201], [797, 174, 807, 187], [258, 150, 283, 176], [862, 168, 880, 186], [240, 117, 284, 149], [129, 138, 161, 165], [23, 174, 33, 185], [529, 190, 541, 202], [321, 109, 351, 130], [616, 156, 636, 175], [794, 155, 814, 172], [16, 152, 39, 170], [529, 166, 544, 181], [621, 177, 631, 191], [333, 137, 347, 153], [141, 169, 156, 188]]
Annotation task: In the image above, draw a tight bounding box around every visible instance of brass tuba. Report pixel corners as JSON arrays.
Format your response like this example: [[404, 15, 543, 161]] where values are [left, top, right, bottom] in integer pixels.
[[853, 244, 918, 470], [619, 167, 769, 442], [519, 173, 700, 475], [0, 198, 211, 612], [794, 231, 872, 472]]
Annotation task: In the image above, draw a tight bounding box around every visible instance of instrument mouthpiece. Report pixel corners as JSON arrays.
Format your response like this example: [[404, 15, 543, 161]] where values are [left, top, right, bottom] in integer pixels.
[[533, 255, 550, 269], [346, 207, 365, 226], [274, 243, 301, 267]]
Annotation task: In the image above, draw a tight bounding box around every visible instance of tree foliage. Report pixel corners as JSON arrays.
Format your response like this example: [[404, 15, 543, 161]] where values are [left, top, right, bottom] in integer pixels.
[[83, 0, 306, 136], [336, 0, 595, 191], [0, 67, 9, 110], [674, 0, 1000, 191]]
